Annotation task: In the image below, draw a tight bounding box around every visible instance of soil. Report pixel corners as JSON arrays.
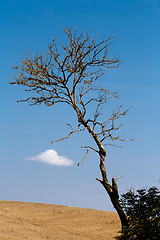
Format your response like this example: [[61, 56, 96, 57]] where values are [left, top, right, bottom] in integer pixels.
[[0, 201, 121, 240]]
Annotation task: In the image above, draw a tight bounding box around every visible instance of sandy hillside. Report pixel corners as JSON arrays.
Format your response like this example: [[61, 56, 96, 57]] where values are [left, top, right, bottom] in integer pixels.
[[0, 201, 121, 240]]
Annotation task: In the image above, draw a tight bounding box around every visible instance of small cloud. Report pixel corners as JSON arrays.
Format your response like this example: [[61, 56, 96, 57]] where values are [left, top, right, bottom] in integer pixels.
[[25, 149, 74, 166]]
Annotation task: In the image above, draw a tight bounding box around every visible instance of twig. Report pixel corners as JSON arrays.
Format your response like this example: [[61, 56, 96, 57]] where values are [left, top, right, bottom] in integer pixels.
[[77, 149, 89, 166], [51, 127, 87, 143], [81, 145, 99, 153]]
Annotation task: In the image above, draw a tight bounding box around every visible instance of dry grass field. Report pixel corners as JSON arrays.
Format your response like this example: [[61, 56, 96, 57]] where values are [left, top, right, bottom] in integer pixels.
[[0, 201, 121, 240]]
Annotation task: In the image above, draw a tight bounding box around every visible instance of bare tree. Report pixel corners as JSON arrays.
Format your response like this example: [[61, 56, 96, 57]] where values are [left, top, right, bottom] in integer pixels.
[[10, 28, 131, 228]]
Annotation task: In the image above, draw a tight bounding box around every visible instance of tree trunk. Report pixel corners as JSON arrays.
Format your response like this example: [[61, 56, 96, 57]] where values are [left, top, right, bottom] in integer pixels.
[[78, 115, 128, 229], [97, 152, 128, 229], [104, 183, 129, 229]]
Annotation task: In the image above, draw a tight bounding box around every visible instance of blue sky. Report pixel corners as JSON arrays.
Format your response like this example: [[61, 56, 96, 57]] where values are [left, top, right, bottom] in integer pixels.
[[0, 0, 160, 211]]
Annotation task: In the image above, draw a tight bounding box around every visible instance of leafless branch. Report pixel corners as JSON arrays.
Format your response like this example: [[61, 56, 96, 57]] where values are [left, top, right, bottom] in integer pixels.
[[81, 145, 99, 153], [77, 149, 89, 166], [51, 126, 87, 143]]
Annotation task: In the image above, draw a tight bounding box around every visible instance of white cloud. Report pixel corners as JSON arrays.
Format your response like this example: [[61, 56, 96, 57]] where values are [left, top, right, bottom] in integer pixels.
[[25, 149, 74, 166]]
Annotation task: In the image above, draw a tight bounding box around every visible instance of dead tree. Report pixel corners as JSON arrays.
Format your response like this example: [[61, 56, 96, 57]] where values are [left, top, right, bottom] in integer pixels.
[[10, 27, 131, 228]]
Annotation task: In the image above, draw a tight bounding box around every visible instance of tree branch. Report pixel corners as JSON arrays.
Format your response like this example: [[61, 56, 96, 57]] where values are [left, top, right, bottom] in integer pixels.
[[51, 126, 87, 143], [77, 149, 89, 166]]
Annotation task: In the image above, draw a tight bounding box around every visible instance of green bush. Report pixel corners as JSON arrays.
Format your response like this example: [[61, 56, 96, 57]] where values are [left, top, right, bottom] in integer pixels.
[[115, 187, 160, 240]]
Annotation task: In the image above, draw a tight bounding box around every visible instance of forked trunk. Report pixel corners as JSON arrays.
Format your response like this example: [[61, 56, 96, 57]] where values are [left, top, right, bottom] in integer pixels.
[[97, 152, 128, 229], [103, 182, 128, 228]]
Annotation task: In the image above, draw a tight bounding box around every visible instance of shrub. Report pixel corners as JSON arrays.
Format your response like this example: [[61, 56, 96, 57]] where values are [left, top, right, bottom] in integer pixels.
[[115, 186, 160, 240]]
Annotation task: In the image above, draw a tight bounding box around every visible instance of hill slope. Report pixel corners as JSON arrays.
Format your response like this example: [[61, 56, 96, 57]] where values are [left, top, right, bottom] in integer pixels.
[[0, 201, 120, 240]]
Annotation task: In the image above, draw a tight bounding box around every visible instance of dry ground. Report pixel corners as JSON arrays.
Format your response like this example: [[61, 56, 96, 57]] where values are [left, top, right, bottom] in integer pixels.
[[0, 201, 121, 240]]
